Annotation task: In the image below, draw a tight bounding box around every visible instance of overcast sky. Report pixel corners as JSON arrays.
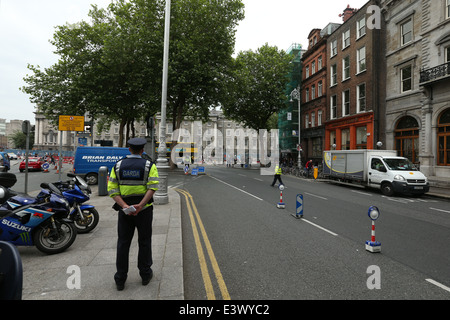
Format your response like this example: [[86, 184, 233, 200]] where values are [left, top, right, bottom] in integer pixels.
[[0, 0, 368, 124]]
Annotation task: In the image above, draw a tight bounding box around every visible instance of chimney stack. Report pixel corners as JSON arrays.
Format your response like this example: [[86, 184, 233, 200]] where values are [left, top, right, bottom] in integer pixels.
[[339, 4, 358, 23]]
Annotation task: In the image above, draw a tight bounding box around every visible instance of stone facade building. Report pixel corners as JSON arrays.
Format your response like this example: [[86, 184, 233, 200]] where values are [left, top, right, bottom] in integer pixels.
[[382, 0, 450, 181]]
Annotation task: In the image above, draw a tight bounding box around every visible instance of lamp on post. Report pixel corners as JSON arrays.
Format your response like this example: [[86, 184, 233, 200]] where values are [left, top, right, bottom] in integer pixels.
[[290, 86, 301, 169], [154, 0, 171, 205]]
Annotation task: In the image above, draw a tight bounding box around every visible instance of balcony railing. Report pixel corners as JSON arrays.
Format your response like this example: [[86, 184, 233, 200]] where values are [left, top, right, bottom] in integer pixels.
[[420, 62, 450, 84]]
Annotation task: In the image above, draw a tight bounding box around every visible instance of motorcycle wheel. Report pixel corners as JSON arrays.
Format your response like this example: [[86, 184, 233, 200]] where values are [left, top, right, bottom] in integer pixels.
[[74, 208, 99, 234], [33, 219, 77, 255]]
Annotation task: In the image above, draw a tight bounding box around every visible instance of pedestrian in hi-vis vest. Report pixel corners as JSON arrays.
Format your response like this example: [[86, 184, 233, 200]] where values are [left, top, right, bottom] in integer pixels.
[[270, 163, 284, 187], [107, 137, 159, 291]]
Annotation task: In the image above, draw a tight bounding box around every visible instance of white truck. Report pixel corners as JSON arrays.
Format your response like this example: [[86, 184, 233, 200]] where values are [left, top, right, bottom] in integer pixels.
[[322, 150, 429, 196]]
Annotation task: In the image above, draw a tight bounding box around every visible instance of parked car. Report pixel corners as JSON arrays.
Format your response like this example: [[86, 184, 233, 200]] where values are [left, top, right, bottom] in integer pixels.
[[19, 157, 44, 172], [0, 152, 10, 172], [7, 153, 18, 160]]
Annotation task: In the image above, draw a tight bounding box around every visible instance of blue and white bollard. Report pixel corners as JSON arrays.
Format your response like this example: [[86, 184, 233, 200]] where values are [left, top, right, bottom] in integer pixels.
[[365, 206, 381, 253], [291, 194, 303, 219], [277, 184, 285, 209]]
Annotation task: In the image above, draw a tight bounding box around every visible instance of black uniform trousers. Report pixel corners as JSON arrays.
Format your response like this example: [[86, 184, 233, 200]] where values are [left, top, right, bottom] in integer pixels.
[[115, 205, 153, 285], [271, 174, 283, 186]]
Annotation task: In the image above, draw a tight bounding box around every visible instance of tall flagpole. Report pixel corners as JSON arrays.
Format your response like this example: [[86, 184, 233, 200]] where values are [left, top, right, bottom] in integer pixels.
[[154, 0, 171, 205]]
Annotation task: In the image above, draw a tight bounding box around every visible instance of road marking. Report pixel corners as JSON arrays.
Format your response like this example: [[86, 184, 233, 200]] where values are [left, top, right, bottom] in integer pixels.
[[302, 218, 338, 237], [176, 188, 230, 300], [305, 192, 328, 200], [429, 207, 450, 214], [351, 190, 372, 196], [426, 279, 450, 293], [253, 178, 263, 182], [210, 176, 263, 201]]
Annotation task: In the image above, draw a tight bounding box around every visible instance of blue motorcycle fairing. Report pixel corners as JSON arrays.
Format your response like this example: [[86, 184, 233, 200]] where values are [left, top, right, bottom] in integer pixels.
[[79, 204, 95, 210], [5, 201, 55, 228], [0, 217, 33, 245]]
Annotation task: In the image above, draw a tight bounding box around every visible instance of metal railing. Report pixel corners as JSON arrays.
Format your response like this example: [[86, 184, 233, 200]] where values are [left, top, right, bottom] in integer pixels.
[[420, 62, 450, 84]]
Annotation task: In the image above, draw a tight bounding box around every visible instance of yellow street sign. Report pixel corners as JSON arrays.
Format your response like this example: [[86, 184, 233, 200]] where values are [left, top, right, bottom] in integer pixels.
[[59, 115, 85, 132]]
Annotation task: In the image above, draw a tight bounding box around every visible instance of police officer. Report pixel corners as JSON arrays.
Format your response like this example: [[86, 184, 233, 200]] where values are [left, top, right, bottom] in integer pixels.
[[107, 137, 159, 291], [270, 163, 284, 187]]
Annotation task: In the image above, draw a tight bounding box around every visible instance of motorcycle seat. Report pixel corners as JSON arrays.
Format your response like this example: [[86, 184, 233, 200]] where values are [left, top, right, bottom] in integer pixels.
[[0, 209, 12, 219]]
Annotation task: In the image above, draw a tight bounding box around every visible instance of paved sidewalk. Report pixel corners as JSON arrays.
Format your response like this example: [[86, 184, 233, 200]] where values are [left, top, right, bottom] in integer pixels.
[[19, 187, 183, 300]]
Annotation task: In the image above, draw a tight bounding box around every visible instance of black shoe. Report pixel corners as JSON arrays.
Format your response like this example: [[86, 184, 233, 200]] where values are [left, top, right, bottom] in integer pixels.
[[116, 283, 125, 291], [142, 270, 153, 286]]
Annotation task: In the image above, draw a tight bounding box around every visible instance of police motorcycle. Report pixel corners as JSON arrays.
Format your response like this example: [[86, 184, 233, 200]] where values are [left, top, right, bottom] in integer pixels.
[[48, 173, 99, 233], [0, 172, 77, 255]]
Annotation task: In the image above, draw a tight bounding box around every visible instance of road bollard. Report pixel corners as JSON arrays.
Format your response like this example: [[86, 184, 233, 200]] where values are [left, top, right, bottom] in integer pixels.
[[98, 166, 108, 196], [291, 194, 303, 219], [365, 206, 381, 253], [277, 184, 285, 209]]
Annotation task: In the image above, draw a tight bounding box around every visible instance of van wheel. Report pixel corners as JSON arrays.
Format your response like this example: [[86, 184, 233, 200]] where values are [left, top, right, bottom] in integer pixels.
[[85, 173, 98, 185], [381, 182, 394, 196]]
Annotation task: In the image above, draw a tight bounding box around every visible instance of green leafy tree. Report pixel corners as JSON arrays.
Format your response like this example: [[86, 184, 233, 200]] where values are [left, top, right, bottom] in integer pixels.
[[223, 44, 292, 130], [21, 0, 244, 147], [9, 131, 34, 150]]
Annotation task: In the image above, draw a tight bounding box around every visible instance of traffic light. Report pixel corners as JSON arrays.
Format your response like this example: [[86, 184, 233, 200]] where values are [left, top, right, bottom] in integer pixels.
[[22, 120, 30, 135]]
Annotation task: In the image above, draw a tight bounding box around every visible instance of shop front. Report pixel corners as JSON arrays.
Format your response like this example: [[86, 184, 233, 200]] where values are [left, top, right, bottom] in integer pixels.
[[324, 112, 374, 151]]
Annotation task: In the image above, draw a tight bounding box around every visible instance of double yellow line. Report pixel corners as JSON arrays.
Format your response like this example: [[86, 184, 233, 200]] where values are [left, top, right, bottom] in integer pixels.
[[176, 188, 230, 300]]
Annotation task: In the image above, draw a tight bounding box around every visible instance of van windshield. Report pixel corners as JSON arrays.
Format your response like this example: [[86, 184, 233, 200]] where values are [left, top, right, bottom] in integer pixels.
[[384, 158, 418, 171]]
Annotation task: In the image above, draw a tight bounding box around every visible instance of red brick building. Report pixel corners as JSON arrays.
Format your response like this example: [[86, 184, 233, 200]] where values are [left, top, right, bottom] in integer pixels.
[[325, 2, 386, 151], [300, 24, 339, 164]]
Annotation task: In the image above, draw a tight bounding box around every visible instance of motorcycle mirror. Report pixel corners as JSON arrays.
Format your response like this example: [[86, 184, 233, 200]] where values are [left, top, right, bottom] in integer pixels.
[[0, 186, 11, 201], [40, 183, 49, 189], [48, 183, 63, 195], [67, 173, 76, 178]]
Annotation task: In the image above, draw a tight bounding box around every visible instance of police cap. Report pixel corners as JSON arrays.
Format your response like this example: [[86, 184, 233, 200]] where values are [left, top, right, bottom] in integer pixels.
[[127, 137, 147, 149]]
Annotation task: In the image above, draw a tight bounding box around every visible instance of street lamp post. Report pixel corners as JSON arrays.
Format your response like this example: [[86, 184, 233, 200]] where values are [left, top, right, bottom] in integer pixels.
[[154, 0, 171, 205], [290, 86, 302, 169]]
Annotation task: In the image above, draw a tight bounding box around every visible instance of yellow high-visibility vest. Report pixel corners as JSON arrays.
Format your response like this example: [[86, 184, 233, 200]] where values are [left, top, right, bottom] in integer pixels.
[[275, 165, 282, 175]]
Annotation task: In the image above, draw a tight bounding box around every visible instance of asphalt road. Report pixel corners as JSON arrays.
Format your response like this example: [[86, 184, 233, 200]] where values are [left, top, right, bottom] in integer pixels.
[[172, 165, 450, 300]]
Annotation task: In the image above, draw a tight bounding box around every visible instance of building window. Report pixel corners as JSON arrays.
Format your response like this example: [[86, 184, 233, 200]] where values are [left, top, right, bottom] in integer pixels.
[[331, 95, 337, 119], [318, 81, 323, 97], [357, 83, 366, 112], [437, 108, 450, 166], [312, 61, 316, 75], [356, 126, 367, 149], [311, 85, 316, 100], [343, 56, 350, 80], [318, 110, 323, 126], [401, 65, 412, 92], [357, 47, 366, 73], [306, 66, 309, 78], [342, 29, 350, 49], [446, 46, 450, 62], [342, 90, 350, 116], [401, 18, 413, 46], [357, 17, 366, 39], [312, 137, 322, 157], [331, 64, 337, 86], [447, 0, 450, 19], [330, 131, 336, 147], [305, 88, 309, 102], [318, 56, 322, 70], [341, 129, 350, 150], [395, 116, 419, 163], [311, 112, 315, 127], [305, 114, 309, 129], [331, 39, 337, 57]]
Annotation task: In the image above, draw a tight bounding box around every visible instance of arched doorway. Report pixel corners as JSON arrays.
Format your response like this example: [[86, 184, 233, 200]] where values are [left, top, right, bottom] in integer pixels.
[[437, 108, 450, 166], [395, 116, 419, 163]]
